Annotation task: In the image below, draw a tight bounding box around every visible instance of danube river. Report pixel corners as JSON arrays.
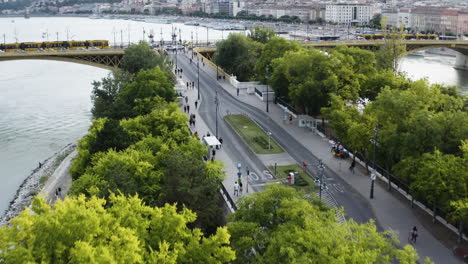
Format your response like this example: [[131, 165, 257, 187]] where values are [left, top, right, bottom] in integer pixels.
[[0, 17, 467, 214]]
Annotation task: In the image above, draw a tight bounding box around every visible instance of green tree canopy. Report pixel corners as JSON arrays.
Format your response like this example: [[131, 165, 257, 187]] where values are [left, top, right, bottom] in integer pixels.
[[91, 69, 132, 119], [121, 41, 172, 74], [215, 33, 263, 81], [375, 22, 407, 72], [0, 194, 235, 264], [248, 26, 276, 44], [254, 37, 300, 84], [228, 184, 422, 264], [116, 67, 176, 118]]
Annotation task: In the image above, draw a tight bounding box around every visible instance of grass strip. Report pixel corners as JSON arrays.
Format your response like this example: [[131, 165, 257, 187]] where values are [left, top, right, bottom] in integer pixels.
[[225, 114, 284, 154]]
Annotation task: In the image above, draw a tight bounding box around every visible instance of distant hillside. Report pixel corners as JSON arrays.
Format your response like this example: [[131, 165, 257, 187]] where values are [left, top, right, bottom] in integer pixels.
[[0, 0, 120, 11], [0, 0, 34, 10]]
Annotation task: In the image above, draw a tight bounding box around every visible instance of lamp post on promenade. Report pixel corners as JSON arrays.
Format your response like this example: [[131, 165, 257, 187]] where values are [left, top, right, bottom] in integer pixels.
[[197, 59, 200, 100], [215, 89, 219, 138], [370, 123, 379, 199], [265, 66, 270, 113], [318, 160, 325, 200]]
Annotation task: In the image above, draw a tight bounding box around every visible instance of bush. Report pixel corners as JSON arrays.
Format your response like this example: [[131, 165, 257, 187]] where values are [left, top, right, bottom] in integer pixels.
[[253, 136, 270, 149]]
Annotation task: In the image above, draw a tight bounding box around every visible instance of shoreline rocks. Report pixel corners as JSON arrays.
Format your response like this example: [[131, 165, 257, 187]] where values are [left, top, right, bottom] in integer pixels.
[[0, 143, 76, 226]]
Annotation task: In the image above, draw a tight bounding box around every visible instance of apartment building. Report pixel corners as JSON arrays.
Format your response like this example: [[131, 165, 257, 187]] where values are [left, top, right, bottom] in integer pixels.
[[325, 4, 374, 24], [246, 4, 325, 22], [382, 7, 412, 28]]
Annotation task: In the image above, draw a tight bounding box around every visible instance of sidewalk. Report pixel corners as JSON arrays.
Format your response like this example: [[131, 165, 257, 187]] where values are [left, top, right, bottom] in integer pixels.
[[194, 56, 461, 264], [176, 76, 254, 207]]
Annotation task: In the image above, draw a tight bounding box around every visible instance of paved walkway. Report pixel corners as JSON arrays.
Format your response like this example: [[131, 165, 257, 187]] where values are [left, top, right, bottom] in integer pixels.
[[177, 77, 253, 205], [188, 55, 461, 264]]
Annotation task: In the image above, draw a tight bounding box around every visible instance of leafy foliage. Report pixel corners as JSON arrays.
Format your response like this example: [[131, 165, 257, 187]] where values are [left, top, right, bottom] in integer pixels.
[[121, 41, 172, 74], [228, 184, 421, 264], [0, 194, 235, 264], [215, 33, 263, 81], [91, 69, 132, 119], [248, 26, 276, 44], [254, 37, 300, 84]]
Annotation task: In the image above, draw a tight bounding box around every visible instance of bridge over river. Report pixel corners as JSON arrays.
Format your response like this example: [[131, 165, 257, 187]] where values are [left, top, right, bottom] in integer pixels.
[[2, 40, 468, 70], [197, 40, 468, 70], [0, 49, 125, 70]]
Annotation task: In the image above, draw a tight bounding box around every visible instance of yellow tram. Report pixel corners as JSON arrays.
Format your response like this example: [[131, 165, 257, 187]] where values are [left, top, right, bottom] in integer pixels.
[[0, 40, 110, 52]]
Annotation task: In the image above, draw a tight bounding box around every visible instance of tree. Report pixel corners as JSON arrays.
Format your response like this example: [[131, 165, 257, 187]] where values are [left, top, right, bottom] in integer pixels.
[[158, 149, 225, 235], [369, 14, 382, 29], [0, 194, 235, 264], [70, 118, 107, 179], [248, 26, 276, 44], [396, 150, 467, 218], [70, 148, 162, 205], [215, 33, 263, 81], [254, 37, 300, 83], [227, 184, 422, 264], [121, 41, 172, 74], [270, 48, 337, 115], [116, 67, 176, 118], [91, 69, 132, 119], [376, 20, 407, 72], [360, 71, 411, 100]]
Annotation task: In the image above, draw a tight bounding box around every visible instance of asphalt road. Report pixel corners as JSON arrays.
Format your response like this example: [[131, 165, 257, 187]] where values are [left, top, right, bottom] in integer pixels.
[[176, 53, 377, 225]]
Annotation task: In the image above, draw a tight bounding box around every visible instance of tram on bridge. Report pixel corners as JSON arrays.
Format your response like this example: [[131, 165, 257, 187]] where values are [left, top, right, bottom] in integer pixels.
[[359, 33, 439, 40], [0, 40, 110, 52]]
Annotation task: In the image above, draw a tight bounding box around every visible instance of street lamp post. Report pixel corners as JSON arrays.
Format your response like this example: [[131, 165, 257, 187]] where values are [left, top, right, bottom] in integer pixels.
[[318, 160, 325, 200], [267, 132, 272, 150], [197, 59, 200, 100], [215, 89, 219, 137], [191, 31, 194, 59], [265, 66, 270, 113], [370, 124, 379, 199]]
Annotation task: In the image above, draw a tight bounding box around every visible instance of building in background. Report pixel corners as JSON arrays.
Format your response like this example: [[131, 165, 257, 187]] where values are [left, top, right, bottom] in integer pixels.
[[325, 3, 374, 25]]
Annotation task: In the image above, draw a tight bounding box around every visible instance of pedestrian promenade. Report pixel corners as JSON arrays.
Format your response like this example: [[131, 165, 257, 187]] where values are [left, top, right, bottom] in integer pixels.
[[176, 75, 254, 207], [192, 54, 461, 264]]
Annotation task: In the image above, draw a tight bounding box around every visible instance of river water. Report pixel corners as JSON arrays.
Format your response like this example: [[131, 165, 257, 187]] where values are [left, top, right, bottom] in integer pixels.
[[0, 17, 467, 214]]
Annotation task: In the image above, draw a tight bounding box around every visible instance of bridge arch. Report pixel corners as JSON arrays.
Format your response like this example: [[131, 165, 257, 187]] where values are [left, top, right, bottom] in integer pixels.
[[0, 49, 125, 70]]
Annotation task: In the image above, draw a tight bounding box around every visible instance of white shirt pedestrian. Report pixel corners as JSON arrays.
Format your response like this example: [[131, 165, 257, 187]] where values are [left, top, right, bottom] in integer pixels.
[[234, 182, 239, 196]]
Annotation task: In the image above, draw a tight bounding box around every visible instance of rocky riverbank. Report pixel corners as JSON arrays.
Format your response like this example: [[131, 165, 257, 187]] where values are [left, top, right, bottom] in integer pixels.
[[0, 143, 76, 226]]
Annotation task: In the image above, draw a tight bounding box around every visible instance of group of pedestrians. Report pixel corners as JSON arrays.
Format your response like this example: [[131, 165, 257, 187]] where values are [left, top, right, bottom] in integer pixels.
[[233, 180, 244, 197], [186, 81, 195, 89], [55, 187, 62, 200], [189, 113, 196, 126]]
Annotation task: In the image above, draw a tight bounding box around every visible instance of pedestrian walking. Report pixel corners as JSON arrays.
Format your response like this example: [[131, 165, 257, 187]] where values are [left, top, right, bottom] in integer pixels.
[[185, 96, 188, 104], [195, 101, 198, 109], [212, 149, 216, 157], [187, 82, 189, 88], [239, 181, 243, 195], [349, 160, 356, 174], [207, 132, 211, 137], [289, 114, 293, 123], [410, 226, 418, 243], [219, 137, 223, 148], [192, 81, 195, 88], [187, 105, 190, 113], [183, 105, 187, 112], [234, 181, 239, 196]]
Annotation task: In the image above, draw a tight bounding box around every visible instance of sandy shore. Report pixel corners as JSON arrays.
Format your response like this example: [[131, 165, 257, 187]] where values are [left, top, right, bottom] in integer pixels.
[[0, 144, 76, 226]]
